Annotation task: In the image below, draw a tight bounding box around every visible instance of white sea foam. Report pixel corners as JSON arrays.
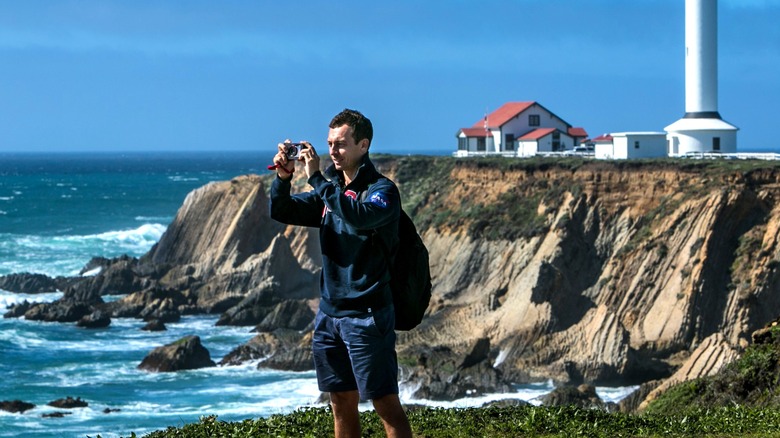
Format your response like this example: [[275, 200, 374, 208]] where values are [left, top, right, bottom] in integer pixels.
[[598, 385, 640, 403], [74, 223, 167, 247], [0, 290, 63, 308], [0, 326, 47, 348], [168, 175, 200, 182], [135, 215, 173, 222], [398, 379, 636, 408], [493, 348, 509, 367], [11, 223, 166, 252], [0, 223, 167, 276], [400, 380, 554, 408], [81, 266, 102, 276]]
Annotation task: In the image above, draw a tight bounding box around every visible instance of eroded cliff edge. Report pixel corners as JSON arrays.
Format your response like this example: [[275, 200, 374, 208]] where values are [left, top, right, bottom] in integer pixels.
[[5, 156, 780, 407], [385, 156, 780, 403]]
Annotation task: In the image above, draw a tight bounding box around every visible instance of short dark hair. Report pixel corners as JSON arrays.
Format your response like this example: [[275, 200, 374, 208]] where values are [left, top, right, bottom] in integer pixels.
[[329, 108, 373, 147]]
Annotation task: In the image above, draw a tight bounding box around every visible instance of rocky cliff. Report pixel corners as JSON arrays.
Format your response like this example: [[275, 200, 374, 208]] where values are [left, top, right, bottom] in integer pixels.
[[5, 156, 780, 407], [381, 157, 780, 398]]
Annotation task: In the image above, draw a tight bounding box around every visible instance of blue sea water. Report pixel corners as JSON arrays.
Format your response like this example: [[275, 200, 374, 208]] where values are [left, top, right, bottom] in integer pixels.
[[0, 151, 633, 437]]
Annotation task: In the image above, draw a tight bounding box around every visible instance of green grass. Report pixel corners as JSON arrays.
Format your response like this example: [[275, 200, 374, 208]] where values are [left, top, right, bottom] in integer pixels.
[[99, 404, 780, 438]]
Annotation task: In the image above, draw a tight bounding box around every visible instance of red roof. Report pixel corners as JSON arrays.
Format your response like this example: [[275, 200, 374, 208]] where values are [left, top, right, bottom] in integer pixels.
[[459, 128, 492, 138], [472, 101, 536, 129], [592, 133, 613, 142], [568, 127, 588, 138], [519, 128, 557, 141]]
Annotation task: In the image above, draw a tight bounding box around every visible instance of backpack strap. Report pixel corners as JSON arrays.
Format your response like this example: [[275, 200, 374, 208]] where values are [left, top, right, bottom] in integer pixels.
[[359, 184, 393, 264]]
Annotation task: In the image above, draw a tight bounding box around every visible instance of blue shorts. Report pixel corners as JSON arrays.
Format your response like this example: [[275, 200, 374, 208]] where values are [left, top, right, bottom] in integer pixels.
[[312, 306, 399, 401]]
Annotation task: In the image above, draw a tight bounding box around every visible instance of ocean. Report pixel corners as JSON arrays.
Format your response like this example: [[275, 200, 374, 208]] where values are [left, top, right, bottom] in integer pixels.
[[0, 151, 634, 438]]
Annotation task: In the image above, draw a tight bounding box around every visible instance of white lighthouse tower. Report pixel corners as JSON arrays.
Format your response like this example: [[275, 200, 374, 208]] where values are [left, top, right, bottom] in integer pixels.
[[665, 0, 737, 155]]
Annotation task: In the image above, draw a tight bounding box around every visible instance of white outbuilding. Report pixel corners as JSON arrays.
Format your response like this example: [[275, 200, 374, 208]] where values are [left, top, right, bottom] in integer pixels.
[[594, 132, 668, 160]]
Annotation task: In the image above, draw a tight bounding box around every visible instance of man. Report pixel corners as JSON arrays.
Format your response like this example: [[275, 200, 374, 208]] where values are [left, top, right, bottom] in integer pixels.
[[269, 108, 412, 438]]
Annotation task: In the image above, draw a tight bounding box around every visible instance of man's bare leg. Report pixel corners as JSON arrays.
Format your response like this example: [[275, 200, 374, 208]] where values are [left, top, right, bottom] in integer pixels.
[[330, 390, 361, 438], [372, 393, 412, 438]]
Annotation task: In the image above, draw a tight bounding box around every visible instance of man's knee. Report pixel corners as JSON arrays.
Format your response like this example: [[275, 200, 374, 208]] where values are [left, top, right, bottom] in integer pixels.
[[371, 393, 405, 417], [330, 390, 360, 411]]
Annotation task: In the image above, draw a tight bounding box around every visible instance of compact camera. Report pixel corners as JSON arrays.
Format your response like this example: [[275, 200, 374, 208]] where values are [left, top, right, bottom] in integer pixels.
[[284, 142, 306, 160]]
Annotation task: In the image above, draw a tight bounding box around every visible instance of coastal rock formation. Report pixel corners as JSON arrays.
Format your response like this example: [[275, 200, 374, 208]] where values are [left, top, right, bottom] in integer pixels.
[[214, 285, 314, 328], [378, 157, 780, 407], [0, 400, 35, 413], [42, 411, 71, 418], [47, 397, 88, 409], [76, 309, 112, 328], [141, 320, 167, 331], [133, 175, 319, 318], [638, 333, 739, 410], [643, 318, 780, 414], [402, 337, 511, 400], [3, 300, 33, 318], [540, 384, 614, 411], [7, 157, 780, 407], [0, 272, 66, 294], [22, 298, 97, 323], [138, 335, 216, 372], [219, 329, 313, 372], [7, 175, 318, 326], [10, 261, 109, 323]]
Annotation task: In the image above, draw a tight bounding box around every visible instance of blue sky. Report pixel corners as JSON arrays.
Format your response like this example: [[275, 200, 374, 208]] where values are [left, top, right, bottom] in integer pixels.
[[0, 0, 778, 154]]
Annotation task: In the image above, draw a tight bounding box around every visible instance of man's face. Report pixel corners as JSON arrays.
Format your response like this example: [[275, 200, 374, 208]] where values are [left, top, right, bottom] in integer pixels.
[[327, 124, 368, 174]]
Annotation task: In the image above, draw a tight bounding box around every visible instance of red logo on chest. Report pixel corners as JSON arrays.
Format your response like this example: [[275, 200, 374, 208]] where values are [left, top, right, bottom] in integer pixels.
[[323, 190, 359, 217]]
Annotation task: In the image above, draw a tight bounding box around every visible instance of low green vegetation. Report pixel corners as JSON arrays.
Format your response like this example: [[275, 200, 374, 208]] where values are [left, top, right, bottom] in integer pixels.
[[109, 404, 780, 437]]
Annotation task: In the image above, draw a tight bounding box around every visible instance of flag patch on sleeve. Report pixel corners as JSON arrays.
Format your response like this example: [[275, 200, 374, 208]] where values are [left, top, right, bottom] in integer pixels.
[[369, 192, 390, 208]]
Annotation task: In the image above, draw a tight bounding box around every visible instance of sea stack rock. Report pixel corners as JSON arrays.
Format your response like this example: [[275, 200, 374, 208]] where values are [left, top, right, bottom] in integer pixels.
[[0, 272, 60, 294], [138, 335, 216, 372], [0, 400, 35, 413], [76, 309, 112, 328], [47, 396, 88, 409]]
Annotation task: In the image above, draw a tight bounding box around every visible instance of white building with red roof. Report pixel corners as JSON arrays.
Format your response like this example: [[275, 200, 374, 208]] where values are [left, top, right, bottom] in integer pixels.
[[455, 102, 588, 157]]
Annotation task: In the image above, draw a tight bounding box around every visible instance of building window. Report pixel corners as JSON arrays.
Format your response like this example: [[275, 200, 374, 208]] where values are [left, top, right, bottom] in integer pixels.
[[529, 115, 540, 126], [458, 137, 468, 151], [713, 137, 721, 151], [504, 134, 515, 151], [634, 141, 640, 149], [477, 137, 486, 151]]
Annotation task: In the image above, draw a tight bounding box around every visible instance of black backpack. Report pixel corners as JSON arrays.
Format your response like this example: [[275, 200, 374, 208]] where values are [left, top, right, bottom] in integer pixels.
[[387, 209, 432, 330], [363, 188, 432, 330]]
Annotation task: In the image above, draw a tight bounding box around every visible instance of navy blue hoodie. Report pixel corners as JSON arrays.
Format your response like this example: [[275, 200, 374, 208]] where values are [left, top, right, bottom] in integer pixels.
[[269, 154, 400, 317]]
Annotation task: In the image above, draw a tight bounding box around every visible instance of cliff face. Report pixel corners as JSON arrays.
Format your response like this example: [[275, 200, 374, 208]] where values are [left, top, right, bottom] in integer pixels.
[[123, 174, 320, 320], [10, 157, 780, 403], [382, 158, 780, 389], [134, 158, 780, 391]]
